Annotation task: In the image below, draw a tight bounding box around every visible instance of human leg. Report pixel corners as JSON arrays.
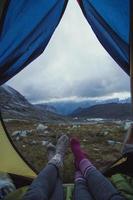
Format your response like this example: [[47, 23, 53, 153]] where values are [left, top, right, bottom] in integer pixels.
[[71, 138, 125, 200], [48, 135, 69, 200], [46, 142, 64, 200], [22, 164, 59, 200], [23, 135, 69, 200], [73, 171, 94, 200], [80, 161, 125, 200], [50, 179, 64, 200]]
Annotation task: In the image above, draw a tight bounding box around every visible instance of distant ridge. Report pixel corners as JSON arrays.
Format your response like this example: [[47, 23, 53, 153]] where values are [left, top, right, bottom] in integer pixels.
[[35, 98, 131, 115], [70, 103, 132, 120]]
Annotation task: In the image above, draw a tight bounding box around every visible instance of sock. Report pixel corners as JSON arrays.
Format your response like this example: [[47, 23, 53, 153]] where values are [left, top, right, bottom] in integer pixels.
[[70, 138, 95, 177], [56, 134, 69, 160], [48, 154, 63, 168], [46, 143, 56, 161], [75, 170, 85, 182], [70, 138, 86, 165], [48, 135, 69, 168], [79, 159, 96, 177]]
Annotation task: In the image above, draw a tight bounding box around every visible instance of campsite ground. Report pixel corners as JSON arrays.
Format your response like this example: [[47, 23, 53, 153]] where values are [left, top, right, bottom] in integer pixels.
[[4, 119, 127, 183]]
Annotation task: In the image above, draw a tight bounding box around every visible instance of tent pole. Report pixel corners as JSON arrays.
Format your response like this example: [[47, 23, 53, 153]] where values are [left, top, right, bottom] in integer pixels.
[[130, 0, 133, 114]]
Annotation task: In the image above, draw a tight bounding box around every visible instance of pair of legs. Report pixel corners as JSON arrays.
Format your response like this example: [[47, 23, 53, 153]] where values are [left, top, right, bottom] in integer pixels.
[[23, 135, 125, 200]]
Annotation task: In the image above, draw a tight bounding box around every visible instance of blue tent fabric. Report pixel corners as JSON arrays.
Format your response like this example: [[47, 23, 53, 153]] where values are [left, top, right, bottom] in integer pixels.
[[0, 0, 68, 85], [0, 0, 130, 85], [77, 0, 130, 75]]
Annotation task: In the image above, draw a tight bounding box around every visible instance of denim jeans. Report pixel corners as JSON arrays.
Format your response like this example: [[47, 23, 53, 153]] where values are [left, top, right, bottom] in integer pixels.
[[23, 164, 125, 200], [23, 164, 64, 200], [78, 168, 125, 200]]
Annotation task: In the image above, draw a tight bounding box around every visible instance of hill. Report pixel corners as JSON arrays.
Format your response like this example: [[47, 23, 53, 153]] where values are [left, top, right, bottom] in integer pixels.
[[0, 85, 63, 122], [70, 103, 132, 120], [36, 98, 131, 115]]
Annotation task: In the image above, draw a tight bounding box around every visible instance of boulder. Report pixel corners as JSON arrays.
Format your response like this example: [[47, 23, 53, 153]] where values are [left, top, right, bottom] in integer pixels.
[[36, 124, 48, 133], [44, 130, 49, 134], [12, 130, 31, 138], [124, 121, 132, 130], [107, 140, 121, 145], [42, 141, 49, 146], [30, 140, 37, 145], [103, 131, 109, 136]]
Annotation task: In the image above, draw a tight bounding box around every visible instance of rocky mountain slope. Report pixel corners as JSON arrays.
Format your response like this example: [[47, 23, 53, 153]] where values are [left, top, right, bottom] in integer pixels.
[[70, 103, 132, 120], [35, 104, 57, 113], [0, 85, 63, 121]]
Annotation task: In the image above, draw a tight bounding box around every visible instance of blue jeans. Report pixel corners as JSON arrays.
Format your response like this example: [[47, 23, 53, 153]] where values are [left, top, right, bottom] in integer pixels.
[[74, 168, 125, 200], [23, 164, 125, 200], [23, 164, 64, 200]]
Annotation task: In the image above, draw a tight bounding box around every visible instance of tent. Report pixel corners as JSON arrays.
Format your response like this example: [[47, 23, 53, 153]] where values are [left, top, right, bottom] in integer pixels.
[[0, 0, 132, 186]]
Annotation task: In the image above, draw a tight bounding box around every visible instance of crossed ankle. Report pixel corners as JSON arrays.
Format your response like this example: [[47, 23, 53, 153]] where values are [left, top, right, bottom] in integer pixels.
[[48, 154, 63, 168]]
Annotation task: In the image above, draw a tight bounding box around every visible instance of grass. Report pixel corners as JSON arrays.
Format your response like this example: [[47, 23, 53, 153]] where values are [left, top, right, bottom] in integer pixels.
[[4, 120, 126, 183]]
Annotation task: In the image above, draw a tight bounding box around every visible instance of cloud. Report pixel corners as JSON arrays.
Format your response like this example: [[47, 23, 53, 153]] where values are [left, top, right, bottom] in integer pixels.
[[7, 0, 130, 103]]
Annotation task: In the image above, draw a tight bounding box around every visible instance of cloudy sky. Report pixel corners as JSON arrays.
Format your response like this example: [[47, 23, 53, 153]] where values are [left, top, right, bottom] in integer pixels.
[[7, 0, 130, 103]]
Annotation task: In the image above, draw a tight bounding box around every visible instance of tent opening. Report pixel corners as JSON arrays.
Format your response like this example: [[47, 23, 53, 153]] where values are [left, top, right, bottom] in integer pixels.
[[0, 0, 131, 184]]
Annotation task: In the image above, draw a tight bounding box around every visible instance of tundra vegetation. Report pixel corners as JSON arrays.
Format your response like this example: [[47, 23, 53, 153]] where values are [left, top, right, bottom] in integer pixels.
[[4, 119, 128, 183]]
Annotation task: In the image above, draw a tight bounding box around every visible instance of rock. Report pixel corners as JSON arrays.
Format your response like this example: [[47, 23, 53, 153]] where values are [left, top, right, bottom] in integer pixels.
[[12, 130, 31, 138], [73, 117, 78, 120], [44, 130, 49, 134], [16, 136, 20, 141], [107, 140, 116, 145], [107, 140, 121, 145], [36, 124, 48, 133], [97, 130, 109, 137], [12, 131, 20, 137], [20, 130, 29, 137], [83, 139, 87, 142], [103, 131, 109, 136], [115, 120, 122, 125], [93, 148, 100, 151], [124, 121, 132, 131], [42, 141, 49, 146], [30, 140, 37, 145], [72, 125, 78, 129]]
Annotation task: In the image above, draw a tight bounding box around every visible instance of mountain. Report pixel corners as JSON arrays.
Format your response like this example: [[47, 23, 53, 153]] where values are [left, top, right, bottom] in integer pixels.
[[35, 104, 57, 113], [36, 98, 131, 116], [0, 85, 63, 122], [70, 103, 132, 120]]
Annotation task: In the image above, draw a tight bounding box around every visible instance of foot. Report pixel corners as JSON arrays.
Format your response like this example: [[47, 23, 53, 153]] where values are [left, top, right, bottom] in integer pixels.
[[48, 135, 69, 168], [46, 143, 56, 161], [74, 150, 89, 170], [70, 138, 86, 166], [56, 134, 69, 159], [70, 138, 95, 176]]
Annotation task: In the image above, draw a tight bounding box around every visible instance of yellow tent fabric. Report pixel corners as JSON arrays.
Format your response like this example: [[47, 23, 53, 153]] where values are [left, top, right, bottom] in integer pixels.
[[0, 121, 37, 178]]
